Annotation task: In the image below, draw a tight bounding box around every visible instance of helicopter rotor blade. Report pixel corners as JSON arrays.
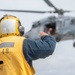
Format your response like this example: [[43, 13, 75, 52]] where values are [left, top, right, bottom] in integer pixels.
[[0, 9, 71, 15], [0, 9, 48, 13], [44, 0, 72, 15], [0, 1, 72, 15], [63, 10, 72, 13], [0, 9, 55, 14], [44, 0, 58, 11]]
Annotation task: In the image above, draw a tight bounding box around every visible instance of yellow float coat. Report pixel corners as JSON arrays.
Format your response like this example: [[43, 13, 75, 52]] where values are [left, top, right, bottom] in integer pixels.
[[0, 36, 35, 75]]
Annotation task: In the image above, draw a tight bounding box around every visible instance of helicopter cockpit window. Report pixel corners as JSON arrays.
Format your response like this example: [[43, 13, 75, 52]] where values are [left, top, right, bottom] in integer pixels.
[[71, 19, 75, 25], [44, 22, 56, 35]]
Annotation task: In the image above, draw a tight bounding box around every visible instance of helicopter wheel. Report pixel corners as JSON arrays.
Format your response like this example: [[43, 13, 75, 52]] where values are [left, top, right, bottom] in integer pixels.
[[56, 36, 61, 42], [73, 42, 75, 47], [73, 34, 75, 47]]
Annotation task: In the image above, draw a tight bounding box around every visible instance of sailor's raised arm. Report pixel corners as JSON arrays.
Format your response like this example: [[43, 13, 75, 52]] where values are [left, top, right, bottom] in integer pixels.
[[23, 31, 56, 60]]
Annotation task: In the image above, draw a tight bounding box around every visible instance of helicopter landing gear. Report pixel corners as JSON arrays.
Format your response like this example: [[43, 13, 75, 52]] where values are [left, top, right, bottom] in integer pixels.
[[73, 42, 75, 47], [55, 35, 61, 42], [73, 35, 75, 47]]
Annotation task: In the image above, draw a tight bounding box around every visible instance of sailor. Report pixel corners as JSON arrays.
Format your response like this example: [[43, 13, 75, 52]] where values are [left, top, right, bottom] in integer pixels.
[[0, 15, 56, 75]]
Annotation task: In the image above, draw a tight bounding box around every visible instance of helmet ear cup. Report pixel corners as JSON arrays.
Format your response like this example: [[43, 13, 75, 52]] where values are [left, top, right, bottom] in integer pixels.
[[18, 21, 25, 36], [18, 25, 25, 36]]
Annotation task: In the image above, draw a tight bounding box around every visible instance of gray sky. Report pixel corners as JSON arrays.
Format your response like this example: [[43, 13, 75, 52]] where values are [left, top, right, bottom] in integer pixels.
[[0, 0, 75, 75]]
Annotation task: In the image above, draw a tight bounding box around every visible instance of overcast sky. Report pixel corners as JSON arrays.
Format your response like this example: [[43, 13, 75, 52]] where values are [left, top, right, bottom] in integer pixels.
[[0, 0, 75, 75]]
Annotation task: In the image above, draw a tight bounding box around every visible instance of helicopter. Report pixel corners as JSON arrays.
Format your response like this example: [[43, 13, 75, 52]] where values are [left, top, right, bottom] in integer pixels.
[[25, 15, 75, 47], [24, 0, 75, 47], [0, 0, 75, 47]]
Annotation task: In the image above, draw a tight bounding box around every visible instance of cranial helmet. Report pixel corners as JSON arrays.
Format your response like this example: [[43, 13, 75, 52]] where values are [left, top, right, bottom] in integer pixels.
[[0, 15, 25, 37]]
